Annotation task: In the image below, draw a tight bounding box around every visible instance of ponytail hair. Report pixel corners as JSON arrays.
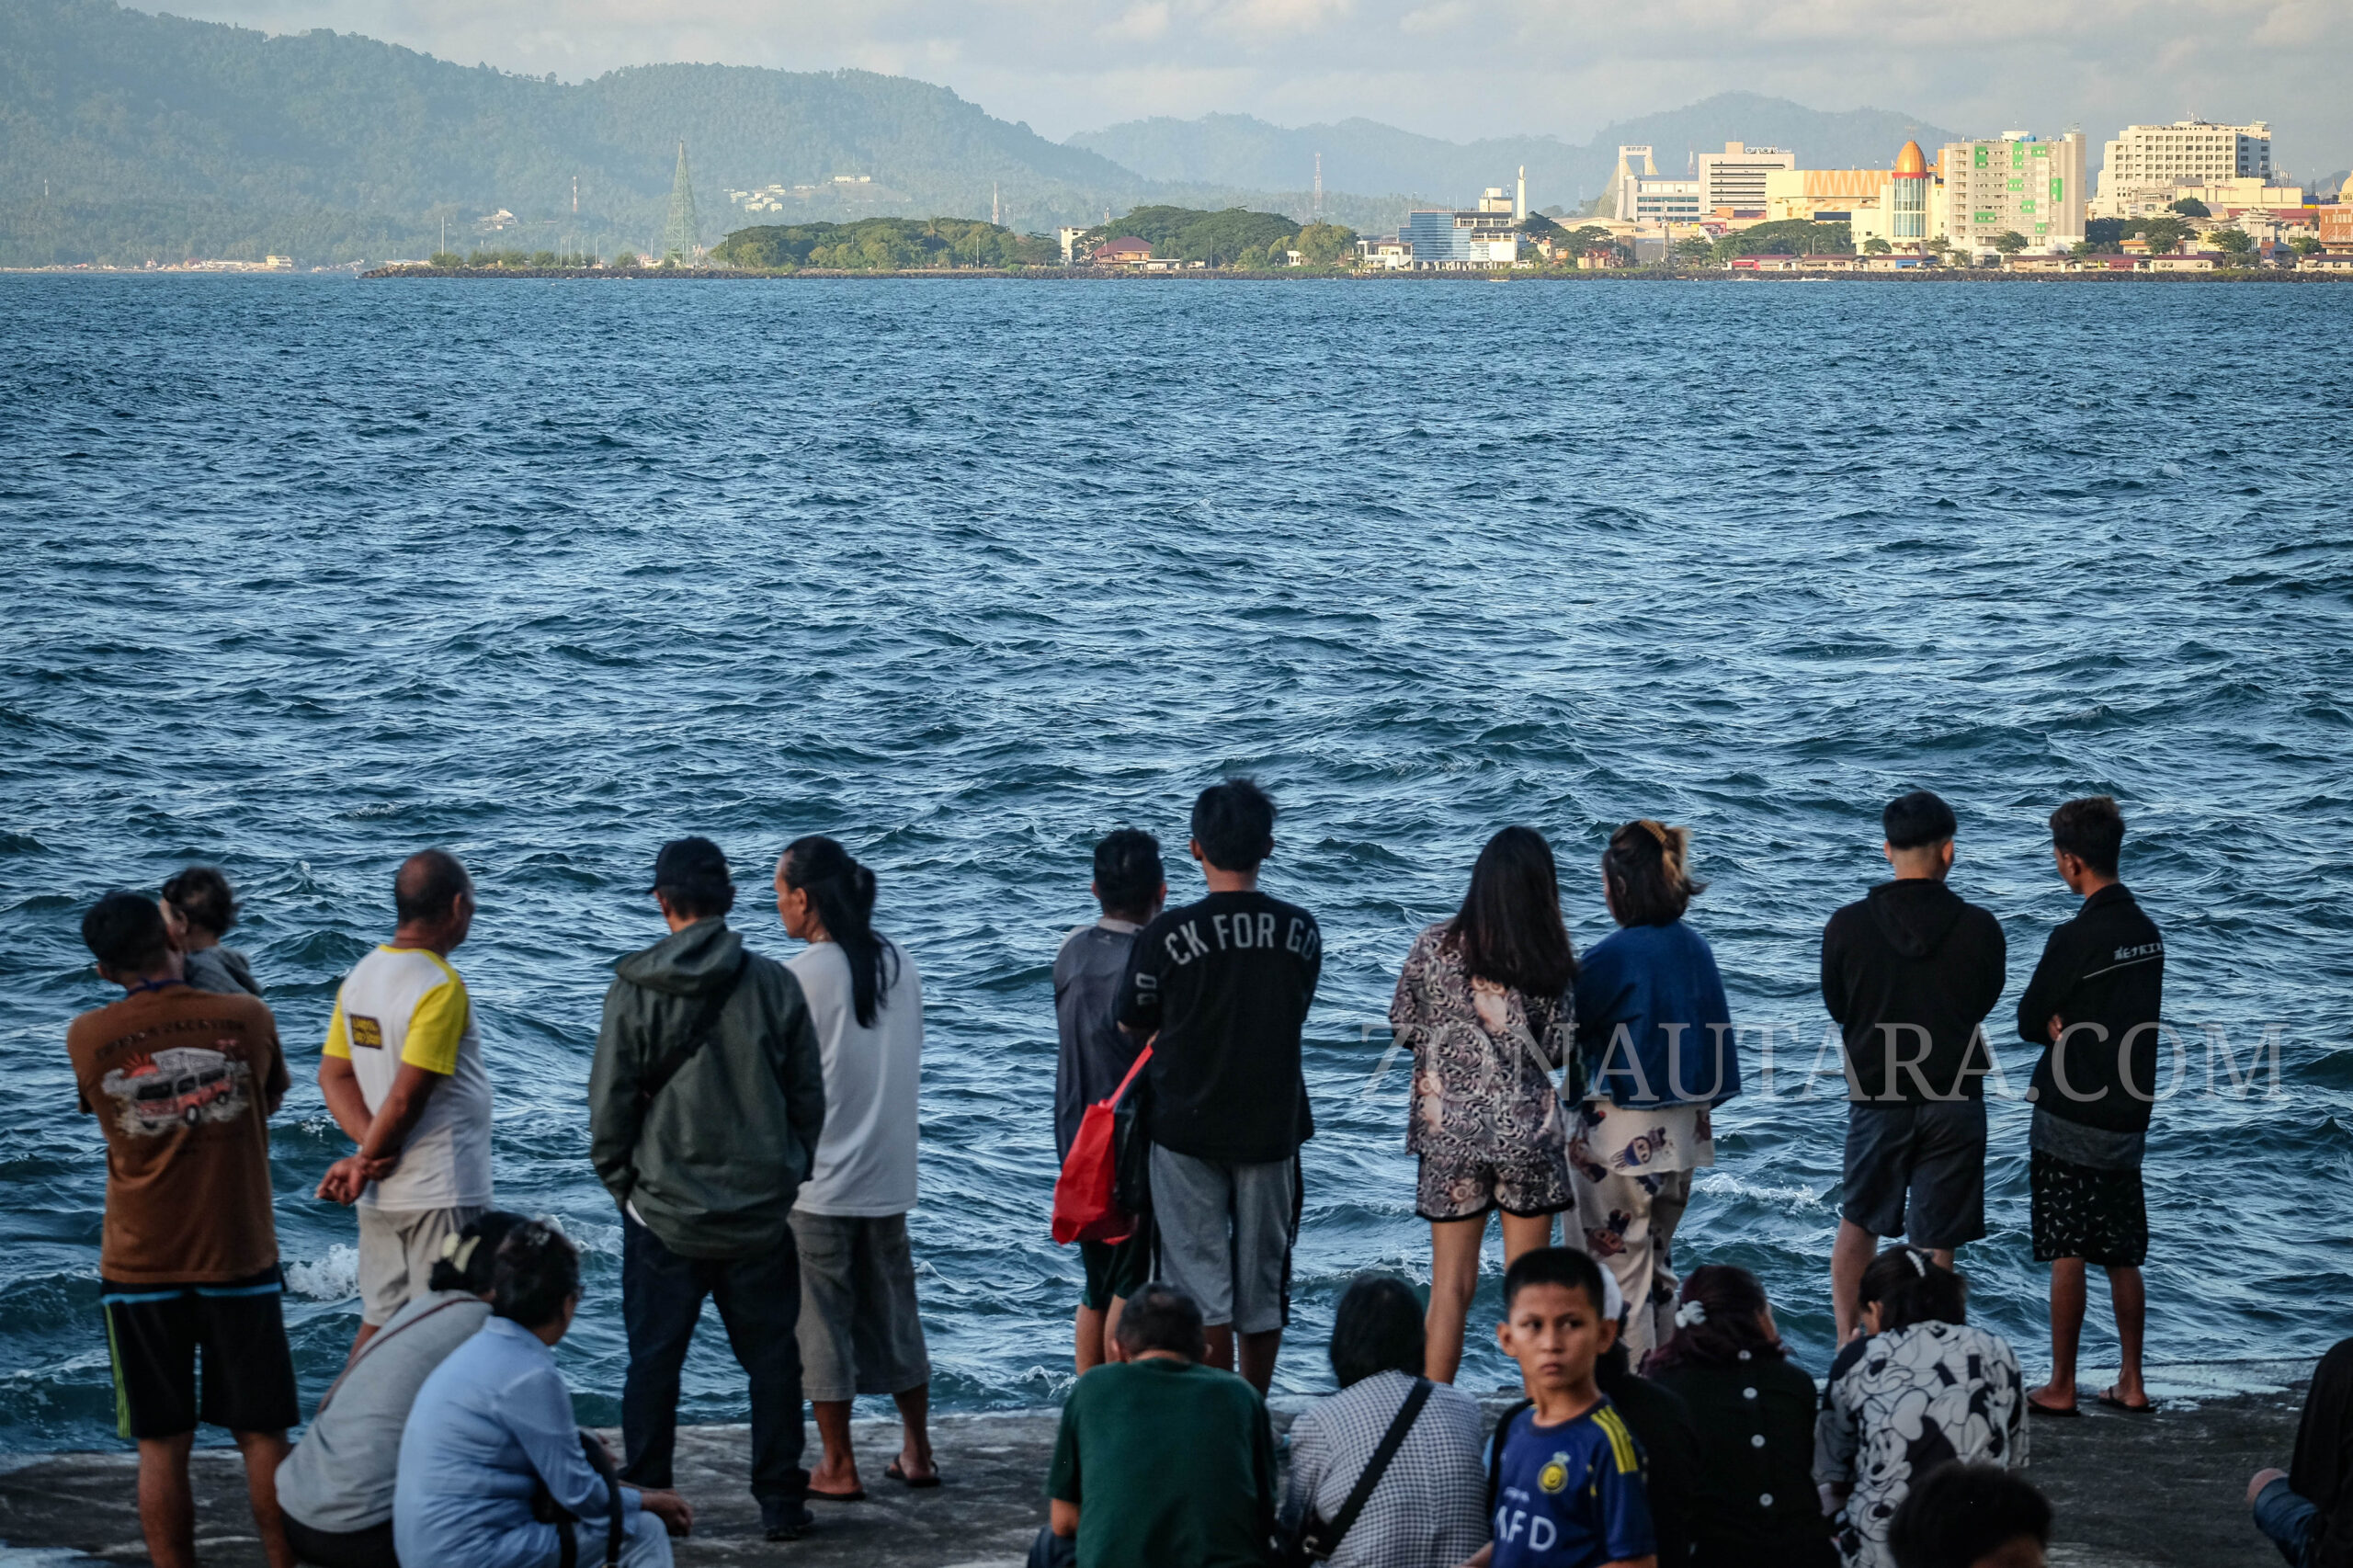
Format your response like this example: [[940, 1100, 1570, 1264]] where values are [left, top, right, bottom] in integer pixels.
[[1602, 819, 1705, 927], [1859, 1244, 1968, 1334], [780, 835, 898, 1028], [1643, 1264, 1785, 1373]]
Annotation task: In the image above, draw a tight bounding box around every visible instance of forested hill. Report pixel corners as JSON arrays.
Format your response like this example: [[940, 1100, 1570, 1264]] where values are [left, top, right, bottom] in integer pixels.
[[0, 0, 1179, 264]]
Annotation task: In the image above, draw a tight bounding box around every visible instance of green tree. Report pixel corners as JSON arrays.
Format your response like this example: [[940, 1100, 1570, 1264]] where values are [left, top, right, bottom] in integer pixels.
[[1991, 231, 2029, 256], [2168, 197, 2211, 218], [2138, 216, 2188, 256], [1670, 234, 1714, 263], [2290, 234, 2325, 258], [1294, 222, 1355, 266], [612, 251, 640, 268], [1863, 237, 1893, 255], [2208, 227, 2255, 260]]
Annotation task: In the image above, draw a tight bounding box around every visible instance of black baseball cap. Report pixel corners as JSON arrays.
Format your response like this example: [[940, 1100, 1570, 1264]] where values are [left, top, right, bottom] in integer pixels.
[[649, 836, 732, 893]]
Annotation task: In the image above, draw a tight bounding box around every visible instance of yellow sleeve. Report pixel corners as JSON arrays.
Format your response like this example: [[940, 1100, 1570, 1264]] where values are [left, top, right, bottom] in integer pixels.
[[401, 973, 468, 1075], [323, 994, 351, 1060]]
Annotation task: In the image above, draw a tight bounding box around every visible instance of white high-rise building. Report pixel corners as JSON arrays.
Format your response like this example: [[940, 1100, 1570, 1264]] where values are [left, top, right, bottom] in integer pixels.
[[2093, 119, 2272, 217], [1693, 143, 1797, 215]]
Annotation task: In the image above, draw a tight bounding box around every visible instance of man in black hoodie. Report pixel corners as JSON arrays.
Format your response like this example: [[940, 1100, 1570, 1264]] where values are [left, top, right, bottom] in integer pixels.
[[2016, 796, 2165, 1416], [1821, 790, 2006, 1341]]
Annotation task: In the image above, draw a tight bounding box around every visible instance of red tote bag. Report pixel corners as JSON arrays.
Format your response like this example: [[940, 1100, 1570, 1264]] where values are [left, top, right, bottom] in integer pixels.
[[1051, 1045, 1153, 1245]]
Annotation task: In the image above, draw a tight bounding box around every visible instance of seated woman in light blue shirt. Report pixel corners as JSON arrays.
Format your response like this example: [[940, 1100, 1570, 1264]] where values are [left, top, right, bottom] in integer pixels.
[[394, 1221, 690, 1568]]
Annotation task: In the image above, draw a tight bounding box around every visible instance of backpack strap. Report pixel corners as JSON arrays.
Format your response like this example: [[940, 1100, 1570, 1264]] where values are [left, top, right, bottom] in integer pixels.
[[1487, 1399, 1535, 1517], [1312, 1377, 1433, 1559], [634, 953, 750, 1112]]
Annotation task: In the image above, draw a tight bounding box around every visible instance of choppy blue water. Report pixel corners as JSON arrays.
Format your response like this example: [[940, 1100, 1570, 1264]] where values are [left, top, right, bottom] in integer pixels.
[[3, 274, 2350, 1452]]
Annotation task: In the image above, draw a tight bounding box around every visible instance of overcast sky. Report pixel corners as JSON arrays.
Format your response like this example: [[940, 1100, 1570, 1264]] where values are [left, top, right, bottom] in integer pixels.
[[166, 0, 2351, 176]]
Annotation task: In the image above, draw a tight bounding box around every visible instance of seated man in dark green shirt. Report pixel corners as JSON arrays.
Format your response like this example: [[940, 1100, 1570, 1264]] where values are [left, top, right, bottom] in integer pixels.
[[1036, 1284, 1278, 1568]]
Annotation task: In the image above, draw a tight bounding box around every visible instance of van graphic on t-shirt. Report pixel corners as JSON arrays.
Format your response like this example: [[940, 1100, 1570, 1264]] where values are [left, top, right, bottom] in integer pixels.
[[100, 1045, 252, 1134]]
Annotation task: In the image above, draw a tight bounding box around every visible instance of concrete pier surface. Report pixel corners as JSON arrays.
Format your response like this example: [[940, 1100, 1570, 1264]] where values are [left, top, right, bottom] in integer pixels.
[[0, 1360, 2313, 1567]]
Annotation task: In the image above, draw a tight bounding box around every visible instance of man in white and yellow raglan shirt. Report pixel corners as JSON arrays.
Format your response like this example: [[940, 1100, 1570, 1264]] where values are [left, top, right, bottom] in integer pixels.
[[316, 850, 494, 1353]]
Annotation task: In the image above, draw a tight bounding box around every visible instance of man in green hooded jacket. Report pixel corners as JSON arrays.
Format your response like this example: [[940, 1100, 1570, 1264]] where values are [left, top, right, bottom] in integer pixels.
[[590, 836, 827, 1542]]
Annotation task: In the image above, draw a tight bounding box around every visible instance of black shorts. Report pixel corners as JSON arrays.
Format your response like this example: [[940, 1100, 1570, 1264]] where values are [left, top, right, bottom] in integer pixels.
[[102, 1266, 300, 1439], [1079, 1228, 1152, 1313], [2030, 1150, 2148, 1267], [1841, 1099, 1987, 1250]]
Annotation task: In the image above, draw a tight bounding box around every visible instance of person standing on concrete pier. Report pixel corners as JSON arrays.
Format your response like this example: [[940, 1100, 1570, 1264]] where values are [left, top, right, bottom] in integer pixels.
[[591, 836, 827, 1543], [1820, 791, 2006, 1342], [1118, 778, 1322, 1394], [315, 849, 493, 1354], [70, 891, 297, 1568], [775, 835, 940, 1499], [2015, 797, 2165, 1418], [1053, 828, 1167, 1372]]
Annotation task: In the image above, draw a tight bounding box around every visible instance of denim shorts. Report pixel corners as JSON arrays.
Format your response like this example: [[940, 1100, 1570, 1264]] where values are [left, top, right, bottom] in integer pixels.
[[1841, 1098, 1986, 1249]]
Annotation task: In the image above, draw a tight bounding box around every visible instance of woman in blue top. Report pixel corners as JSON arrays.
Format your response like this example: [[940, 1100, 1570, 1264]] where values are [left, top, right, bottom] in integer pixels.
[[394, 1221, 692, 1568], [1571, 820, 1738, 1362]]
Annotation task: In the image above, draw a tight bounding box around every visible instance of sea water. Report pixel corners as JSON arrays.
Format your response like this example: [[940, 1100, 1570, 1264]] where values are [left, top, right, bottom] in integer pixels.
[[2, 274, 2349, 1449]]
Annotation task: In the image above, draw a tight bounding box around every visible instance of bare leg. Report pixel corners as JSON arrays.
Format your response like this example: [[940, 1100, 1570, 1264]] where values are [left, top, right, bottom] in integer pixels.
[[1204, 1324, 1235, 1374], [1075, 1304, 1108, 1374], [1499, 1211, 1555, 1268], [1424, 1216, 1487, 1383], [136, 1432, 198, 1568], [2029, 1256, 2086, 1412], [1103, 1294, 1127, 1361], [1831, 1221, 1879, 1343], [892, 1384, 938, 1483], [808, 1400, 861, 1497], [2108, 1265, 2148, 1408], [233, 1428, 294, 1568], [1237, 1329, 1282, 1393], [1928, 1247, 1956, 1272]]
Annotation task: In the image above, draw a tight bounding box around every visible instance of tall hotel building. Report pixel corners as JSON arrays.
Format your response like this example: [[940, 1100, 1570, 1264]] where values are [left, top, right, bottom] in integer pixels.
[[1943, 131, 2087, 251], [2093, 120, 2272, 216]]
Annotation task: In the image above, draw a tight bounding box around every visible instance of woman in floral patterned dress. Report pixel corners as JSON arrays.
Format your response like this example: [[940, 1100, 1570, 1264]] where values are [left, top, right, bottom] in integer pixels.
[[1387, 825, 1578, 1382]]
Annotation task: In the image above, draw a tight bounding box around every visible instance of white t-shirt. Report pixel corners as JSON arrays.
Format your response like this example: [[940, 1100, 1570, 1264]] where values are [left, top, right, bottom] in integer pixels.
[[324, 945, 494, 1211], [790, 938, 922, 1218]]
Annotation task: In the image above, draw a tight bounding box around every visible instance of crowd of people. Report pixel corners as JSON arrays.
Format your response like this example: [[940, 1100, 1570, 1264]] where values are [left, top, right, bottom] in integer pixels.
[[58, 782, 2349, 1568]]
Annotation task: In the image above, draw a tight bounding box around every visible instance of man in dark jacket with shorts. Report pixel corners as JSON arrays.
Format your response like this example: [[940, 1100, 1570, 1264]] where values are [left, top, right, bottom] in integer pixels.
[[1117, 780, 1321, 1394], [2017, 796, 2165, 1416], [1821, 790, 2006, 1341]]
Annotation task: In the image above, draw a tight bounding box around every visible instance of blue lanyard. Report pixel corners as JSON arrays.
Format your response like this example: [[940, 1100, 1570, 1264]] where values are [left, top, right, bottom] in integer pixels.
[[129, 977, 190, 995]]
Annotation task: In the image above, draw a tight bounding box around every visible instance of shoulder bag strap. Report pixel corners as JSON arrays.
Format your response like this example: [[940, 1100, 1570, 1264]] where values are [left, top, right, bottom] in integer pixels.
[[633, 953, 749, 1111], [1313, 1377, 1434, 1559]]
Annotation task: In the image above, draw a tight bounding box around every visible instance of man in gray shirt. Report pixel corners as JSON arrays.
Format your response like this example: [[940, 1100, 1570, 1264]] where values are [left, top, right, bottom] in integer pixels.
[[1052, 830, 1165, 1374], [275, 1210, 521, 1568]]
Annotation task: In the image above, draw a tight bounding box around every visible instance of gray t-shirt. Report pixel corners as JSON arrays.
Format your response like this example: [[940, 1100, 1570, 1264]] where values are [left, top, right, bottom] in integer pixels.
[[185, 946, 261, 997], [276, 1290, 490, 1532], [1053, 919, 1143, 1162]]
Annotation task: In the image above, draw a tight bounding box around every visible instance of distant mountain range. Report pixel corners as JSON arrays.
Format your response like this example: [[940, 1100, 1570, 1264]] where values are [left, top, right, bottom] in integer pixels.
[[0, 0, 1973, 266], [1068, 96, 1974, 212]]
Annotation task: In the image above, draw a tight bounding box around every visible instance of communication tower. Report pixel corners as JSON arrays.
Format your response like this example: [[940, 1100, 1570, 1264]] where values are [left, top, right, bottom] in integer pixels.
[[1313, 153, 1323, 221], [662, 142, 700, 263]]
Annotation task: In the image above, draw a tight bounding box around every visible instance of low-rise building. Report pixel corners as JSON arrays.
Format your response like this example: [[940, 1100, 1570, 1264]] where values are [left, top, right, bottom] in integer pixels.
[[1057, 226, 1090, 263], [2148, 253, 2221, 272], [1764, 167, 1890, 225], [1092, 237, 1152, 266], [1401, 196, 1523, 267], [2317, 206, 2353, 251], [1355, 236, 1413, 268]]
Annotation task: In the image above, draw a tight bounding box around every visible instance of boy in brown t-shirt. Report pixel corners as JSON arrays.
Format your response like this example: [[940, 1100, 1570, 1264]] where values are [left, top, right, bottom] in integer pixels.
[[69, 891, 297, 1568]]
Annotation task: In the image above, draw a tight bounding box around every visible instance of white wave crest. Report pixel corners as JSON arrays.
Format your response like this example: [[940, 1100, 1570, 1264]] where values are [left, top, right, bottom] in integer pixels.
[[286, 1244, 359, 1301], [1691, 1172, 1827, 1210]]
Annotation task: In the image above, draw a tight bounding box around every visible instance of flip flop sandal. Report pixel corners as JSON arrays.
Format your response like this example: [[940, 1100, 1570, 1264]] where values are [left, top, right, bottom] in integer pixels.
[[2097, 1390, 2159, 1414], [885, 1460, 943, 1489], [2026, 1397, 2081, 1418]]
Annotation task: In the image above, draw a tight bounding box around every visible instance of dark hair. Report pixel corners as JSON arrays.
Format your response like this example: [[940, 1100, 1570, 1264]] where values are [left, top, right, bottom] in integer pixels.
[[1328, 1275, 1425, 1388], [1114, 1284, 1207, 1361], [1190, 778, 1276, 874], [780, 835, 898, 1028], [1888, 1462, 2052, 1568], [1643, 1264, 1787, 1373], [1602, 820, 1704, 927], [1502, 1246, 1608, 1316], [1883, 790, 1959, 851], [1094, 829, 1165, 921], [1860, 1245, 1967, 1333], [426, 1210, 529, 1294], [84, 892, 172, 972], [653, 835, 735, 920], [2050, 796, 2124, 878], [489, 1220, 580, 1329], [394, 849, 472, 926], [1447, 826, 1576, 997], [161, 867, 237, 937]]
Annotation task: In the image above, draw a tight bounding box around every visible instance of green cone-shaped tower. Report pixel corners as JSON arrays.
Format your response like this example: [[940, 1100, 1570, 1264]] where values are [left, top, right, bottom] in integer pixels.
[[661, 142, 699, 263]]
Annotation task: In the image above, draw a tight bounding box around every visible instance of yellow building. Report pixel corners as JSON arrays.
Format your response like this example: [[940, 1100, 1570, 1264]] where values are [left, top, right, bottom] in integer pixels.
[[1763, 167, 1892, 224]]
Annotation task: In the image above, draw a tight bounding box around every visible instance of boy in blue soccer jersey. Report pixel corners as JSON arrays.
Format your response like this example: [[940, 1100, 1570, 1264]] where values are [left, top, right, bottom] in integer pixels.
[[1462, 1247, 1657, 1568]]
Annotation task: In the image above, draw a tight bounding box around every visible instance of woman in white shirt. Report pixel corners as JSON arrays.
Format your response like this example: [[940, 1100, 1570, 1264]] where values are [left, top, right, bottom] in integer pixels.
[[773, 835, 938, 1502]]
